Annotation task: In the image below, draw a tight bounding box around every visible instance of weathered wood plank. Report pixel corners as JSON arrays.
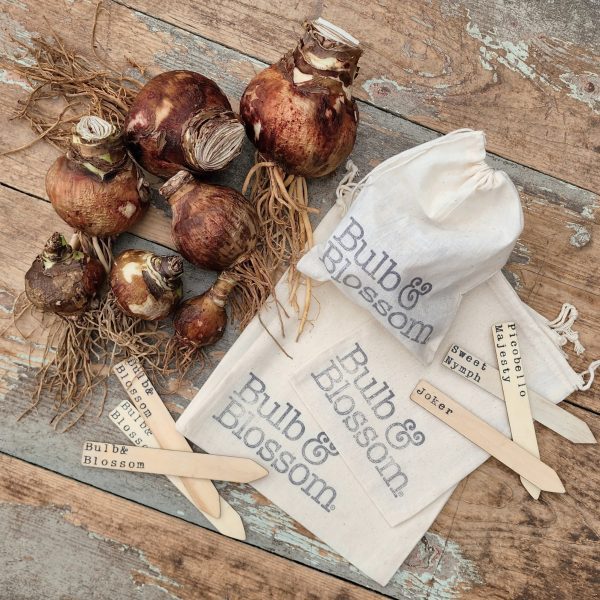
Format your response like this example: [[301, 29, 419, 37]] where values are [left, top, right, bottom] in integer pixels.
[[116, 0, 600, 194], [0, 0, 599, 594], [0, 453, 386, 600]]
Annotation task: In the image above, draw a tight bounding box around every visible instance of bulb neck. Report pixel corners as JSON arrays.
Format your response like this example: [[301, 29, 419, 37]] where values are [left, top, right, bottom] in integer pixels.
[[291, 19, 362, 92], [148, 254, 184, 291], [68, 116, 128, 179], [41, 233, 75, 269], [182, 109, 245, 173], [160, 169, 195, 201], [209, 274, 237, 307]]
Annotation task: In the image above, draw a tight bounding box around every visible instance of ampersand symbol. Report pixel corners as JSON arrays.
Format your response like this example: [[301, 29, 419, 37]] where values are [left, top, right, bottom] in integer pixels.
[[385, 419, 426, 450], [398, 277, 433, 310], [301, 432, 339, 466]]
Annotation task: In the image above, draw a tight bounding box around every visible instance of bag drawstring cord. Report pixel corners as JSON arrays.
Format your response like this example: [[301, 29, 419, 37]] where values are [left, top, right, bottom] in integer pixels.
[[335, 160, 361, 215], [547, 303, 586, 356], [578, 360, 600, 391], [547, 303, 599, 391]]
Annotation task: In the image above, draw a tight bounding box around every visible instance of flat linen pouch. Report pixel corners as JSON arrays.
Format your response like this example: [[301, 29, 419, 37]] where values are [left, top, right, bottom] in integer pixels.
[[176, 202, 583, 586], [297, 129, 523, 364], [288, 299, 575, 528]]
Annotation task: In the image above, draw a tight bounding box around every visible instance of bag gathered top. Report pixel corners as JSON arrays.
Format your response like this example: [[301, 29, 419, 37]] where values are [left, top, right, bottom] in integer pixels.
[[297, 129, 524, 363]]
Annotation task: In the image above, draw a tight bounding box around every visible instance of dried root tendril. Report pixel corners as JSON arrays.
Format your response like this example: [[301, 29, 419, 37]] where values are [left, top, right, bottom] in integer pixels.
[[237, 154, 317, 339], [69, 231, 114, 273], [226, 251, 287, 332], [0, 2, 144, 154], [161, 338, 209, 394], [14, 300, 110, 432], [93, 292, 172, 379], [8, 289, 172, 430]]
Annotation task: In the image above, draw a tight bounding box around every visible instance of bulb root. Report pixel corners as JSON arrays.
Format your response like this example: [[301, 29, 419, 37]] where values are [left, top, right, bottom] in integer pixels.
[[235, 154, 317, 339]]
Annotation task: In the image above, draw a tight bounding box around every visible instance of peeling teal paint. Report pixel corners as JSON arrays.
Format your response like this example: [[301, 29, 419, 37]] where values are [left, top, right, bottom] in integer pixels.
[[392, 532, 481, 598], [567, 223, 592, 248], [559, 72, 600, 113], [466, 18, 536, 81], [0, 68, 31, 90], [362, 77, 439, 118]]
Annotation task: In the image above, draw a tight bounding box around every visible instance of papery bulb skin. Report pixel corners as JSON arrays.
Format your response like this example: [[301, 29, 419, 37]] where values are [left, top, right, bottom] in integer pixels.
[[240, 19, 363, 178], [162, 173, 258, 271], [125, 70, 245, 178], [46, 117, 148, 237], [110, 250, 183, 321], [25, 232, 105, 315], [174, 275, 236, 347], [47, 158, 147, 237]]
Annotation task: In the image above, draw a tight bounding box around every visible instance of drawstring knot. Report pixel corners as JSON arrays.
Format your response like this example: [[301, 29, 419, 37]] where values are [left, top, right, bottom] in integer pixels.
[[547, 303, 586, 355], [578, 360, 600, 391]]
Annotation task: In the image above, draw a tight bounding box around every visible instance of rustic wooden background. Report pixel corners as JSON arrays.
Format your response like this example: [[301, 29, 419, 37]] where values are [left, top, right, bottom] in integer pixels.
[[0, 1, 598, 598]]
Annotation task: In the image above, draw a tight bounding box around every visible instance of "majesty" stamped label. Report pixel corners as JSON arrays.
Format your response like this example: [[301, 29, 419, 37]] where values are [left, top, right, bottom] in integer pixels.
[[492, 322, 541, 498]]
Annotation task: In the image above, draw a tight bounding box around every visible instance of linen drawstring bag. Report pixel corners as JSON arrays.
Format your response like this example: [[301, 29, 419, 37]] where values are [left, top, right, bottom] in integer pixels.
[[176, 196, 592, 585], [297, 129, 523, 363]]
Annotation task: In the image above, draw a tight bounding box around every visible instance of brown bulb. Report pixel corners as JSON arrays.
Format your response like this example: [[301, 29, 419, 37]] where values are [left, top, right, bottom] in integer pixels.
[[25, 233, 104, 315], [125, 70, 245, 178], [161, 172, 258, 271], [174, 275, 236, 347], [240, 19, 362, 177], [46, 117, 148, 237], [110, 250, 183, 321]]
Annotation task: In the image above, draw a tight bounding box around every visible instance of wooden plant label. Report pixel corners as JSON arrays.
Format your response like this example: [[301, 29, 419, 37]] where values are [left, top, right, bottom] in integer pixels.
[[109, 401, 246, 540], [81, 442, 268, 483], [112, 358, 221, 518], [409, 380, 565, 493], [493, 323, 541, 499], [442, 344, 596, 444], [109, 400, 153, 447]]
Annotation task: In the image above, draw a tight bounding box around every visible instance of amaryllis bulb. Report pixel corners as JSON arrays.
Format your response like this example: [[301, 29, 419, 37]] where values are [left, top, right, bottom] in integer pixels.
[[174, 274, 236, 347], [160, 171, 258, 271], [46, 117, 149, 237], [240, 18, 363, 178], [125, 70, 245, 178], [24, 232, 105, 315], [110, 250, 183, 321]]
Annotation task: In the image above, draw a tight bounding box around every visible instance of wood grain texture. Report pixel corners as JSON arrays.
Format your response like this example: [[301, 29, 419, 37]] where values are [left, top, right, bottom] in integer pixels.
[[434, 404, 599, 600], [0, 0, 599, 597], [0, 453, 385, 600], [117, 0, 600, 193]]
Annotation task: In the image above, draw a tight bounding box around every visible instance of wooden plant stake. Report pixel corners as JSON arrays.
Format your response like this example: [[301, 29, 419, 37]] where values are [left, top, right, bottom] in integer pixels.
[[409, 380, 565, 493], [81, 442, 268, 483], [112, 358, 221, 518], [442, 344, 596, 444], [493, 323, 541, 499], [109, 400, 246, 540]]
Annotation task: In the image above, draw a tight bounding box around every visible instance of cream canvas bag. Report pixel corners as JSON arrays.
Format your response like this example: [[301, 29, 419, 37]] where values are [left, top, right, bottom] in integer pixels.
[[297, 129, 523, 363]]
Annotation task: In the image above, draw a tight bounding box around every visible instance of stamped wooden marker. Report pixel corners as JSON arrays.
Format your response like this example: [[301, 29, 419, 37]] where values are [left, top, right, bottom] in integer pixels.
[[113, 358, 221, 518], [493, 323, 541, 499], [442, 344, 596, 444], [81, 442, 268, 483], [109, 401, 246, 540], [409, 380, 565, 493]]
